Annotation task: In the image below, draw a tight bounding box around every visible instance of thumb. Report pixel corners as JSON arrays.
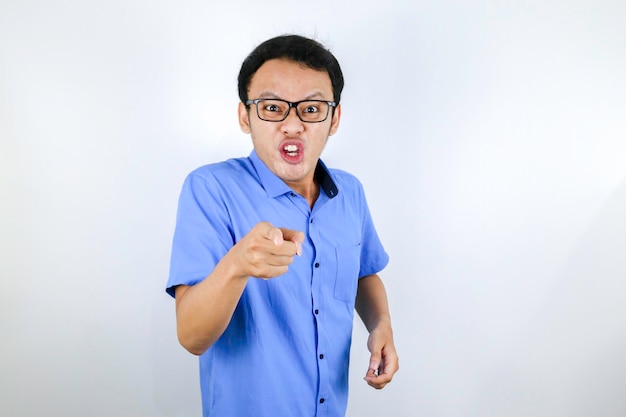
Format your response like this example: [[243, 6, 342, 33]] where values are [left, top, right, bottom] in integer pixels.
[[368, 350, 382, 375], [280, 228, 304, 244]]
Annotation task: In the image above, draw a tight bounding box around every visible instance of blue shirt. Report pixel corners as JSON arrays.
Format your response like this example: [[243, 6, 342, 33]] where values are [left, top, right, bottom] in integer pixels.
[[167, 151, 388, 417]]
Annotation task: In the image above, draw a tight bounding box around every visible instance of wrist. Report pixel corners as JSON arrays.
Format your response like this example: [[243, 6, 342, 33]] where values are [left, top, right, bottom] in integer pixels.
[[216, 251, 250, 284], [366, 314, 392, 334]]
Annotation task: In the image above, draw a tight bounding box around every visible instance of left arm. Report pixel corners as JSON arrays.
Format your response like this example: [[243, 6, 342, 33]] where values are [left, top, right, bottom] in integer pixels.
[[355, 273, 399, 389]]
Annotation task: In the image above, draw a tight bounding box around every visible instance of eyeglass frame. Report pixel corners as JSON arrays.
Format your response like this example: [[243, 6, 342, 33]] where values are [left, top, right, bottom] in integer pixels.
[[245, 98, 337, 123]]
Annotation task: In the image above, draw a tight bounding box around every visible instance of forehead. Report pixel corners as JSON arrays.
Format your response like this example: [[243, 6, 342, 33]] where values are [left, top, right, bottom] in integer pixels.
[[248, 58, 333, 100]]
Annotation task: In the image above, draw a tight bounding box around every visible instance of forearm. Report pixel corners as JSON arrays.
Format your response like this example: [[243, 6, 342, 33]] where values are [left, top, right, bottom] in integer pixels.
[[356, 273, 399, 388], [355, 274, 392, 332], [174, 223, 303, 355], [175, 253, 249, 355]]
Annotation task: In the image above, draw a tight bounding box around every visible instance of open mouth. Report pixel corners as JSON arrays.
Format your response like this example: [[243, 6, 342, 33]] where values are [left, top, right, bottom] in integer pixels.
[[284, 144, 299, 157], [280, 141, 304, 163]]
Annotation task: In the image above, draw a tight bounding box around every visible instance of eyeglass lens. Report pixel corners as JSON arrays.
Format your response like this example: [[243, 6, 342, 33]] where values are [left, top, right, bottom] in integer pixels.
[[255, 100, 331, 122]]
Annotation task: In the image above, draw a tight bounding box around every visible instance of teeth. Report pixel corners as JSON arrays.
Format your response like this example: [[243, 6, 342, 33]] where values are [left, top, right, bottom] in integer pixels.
[[284, 145, 298, 152]]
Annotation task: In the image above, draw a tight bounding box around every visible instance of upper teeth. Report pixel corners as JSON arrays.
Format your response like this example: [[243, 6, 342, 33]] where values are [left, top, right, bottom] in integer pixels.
[[285, 145, 298, 152]]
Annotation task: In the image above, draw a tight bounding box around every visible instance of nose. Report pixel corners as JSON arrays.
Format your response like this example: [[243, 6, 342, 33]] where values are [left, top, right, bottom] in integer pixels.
[[281, 106, 304, 134]]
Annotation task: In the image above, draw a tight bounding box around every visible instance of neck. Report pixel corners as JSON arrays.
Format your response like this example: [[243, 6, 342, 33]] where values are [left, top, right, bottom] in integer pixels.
[[286, 178, 320, 209]]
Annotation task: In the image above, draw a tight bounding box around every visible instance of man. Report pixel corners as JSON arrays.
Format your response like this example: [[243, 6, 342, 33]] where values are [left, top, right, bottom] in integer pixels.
[[167, 34, 398, 417]]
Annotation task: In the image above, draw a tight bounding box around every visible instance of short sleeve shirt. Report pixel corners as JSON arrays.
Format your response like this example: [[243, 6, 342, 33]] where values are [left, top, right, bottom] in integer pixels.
[[167, 151, 389, 417]]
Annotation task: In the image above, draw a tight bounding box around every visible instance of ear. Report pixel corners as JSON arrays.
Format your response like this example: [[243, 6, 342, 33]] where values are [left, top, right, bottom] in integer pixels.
[[328, 104, 341, 136], [238, 102, 251, 134]]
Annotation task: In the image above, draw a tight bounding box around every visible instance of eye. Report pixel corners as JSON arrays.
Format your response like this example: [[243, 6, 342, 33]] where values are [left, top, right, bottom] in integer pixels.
[[264, 103, 282, 113], [302, 104, 320, 113]]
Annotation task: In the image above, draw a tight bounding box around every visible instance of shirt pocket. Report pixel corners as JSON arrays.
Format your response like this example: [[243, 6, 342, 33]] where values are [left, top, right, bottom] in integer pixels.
[[333, 243, 362, 303]]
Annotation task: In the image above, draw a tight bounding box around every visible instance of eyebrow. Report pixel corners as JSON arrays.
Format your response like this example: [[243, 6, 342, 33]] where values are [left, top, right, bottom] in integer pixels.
[[256, 91, 329, 101]]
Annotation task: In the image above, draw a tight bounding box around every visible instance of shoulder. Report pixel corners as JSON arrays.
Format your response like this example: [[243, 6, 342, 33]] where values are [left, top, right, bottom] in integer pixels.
[[328, 168, 365, 195], [188, 156, 253, 181], [182, 156, 256, 190], [176, 157, 260, 207]]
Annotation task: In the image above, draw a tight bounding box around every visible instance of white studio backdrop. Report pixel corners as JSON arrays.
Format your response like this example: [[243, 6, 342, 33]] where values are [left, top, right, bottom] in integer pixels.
[[1, 1, 625, 416]]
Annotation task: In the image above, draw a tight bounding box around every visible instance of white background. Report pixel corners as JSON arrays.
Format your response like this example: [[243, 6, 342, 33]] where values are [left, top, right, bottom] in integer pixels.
[[1, 1, 625, 416]]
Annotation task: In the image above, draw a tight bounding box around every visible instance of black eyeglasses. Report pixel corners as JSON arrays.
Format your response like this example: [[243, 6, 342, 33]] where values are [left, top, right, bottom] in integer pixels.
[[245, 98, 336, 123]]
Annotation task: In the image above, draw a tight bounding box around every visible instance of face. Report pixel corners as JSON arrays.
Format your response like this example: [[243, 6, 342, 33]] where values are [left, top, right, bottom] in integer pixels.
[[238, 58, 341, 194]]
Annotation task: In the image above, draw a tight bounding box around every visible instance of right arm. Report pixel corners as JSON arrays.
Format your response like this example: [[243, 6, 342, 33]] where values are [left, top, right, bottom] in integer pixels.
[[174, 222, 303, 355]]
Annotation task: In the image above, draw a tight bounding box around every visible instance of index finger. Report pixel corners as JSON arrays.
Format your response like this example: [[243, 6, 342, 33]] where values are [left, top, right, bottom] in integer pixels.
[[364, 368, 392, 389], [257, 222, 284, 246]]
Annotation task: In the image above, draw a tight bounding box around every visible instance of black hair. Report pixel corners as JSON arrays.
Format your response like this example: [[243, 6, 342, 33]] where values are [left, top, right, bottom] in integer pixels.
[[237, 34, 344, 104]]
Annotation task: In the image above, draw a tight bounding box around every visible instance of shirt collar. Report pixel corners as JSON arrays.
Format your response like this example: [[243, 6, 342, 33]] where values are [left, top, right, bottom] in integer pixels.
[[315, 158, 339, 199], [249, 150, 339, 199]]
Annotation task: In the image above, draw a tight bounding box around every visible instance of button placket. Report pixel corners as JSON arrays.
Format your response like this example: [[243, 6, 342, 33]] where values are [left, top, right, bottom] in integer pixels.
[[309, 212, 329, 415]]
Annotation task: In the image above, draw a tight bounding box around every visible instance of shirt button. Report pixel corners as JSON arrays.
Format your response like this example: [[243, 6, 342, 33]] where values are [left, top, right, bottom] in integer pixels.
[[314, 263, 320, 268], [290, 192, 296, 197], [310, 218, 314, 223], [319, 354, 324, 359], [319, 398, 325, 404], [314, 309, 319, 315]]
